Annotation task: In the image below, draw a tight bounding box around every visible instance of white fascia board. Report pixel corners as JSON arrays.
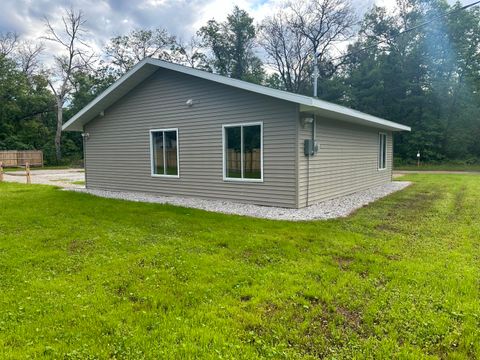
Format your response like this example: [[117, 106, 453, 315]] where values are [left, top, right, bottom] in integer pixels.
[[63, 57, 411, 132]]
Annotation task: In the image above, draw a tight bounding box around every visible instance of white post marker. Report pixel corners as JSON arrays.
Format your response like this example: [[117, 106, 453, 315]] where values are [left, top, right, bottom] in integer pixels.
[[417, 151, 420, 167]]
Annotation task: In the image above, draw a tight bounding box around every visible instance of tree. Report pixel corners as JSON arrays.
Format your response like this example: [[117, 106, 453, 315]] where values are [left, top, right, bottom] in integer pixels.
[[259, 10, 311, 93], [0, 32, 18, 57], [198, 6, 264, 83], [105, 28, 175, 74], [341, 0, 480, 163], [17, 41, 44, 78], [43, 8, 95, 162], [259, 0, 355, 95], [59, 68, 117, 162], [289, 0, 356, 95], [0, 55, 55, 154], [0, 31, 44, 78], [171, 37, 211, 71], [68, 68, 116, 116]]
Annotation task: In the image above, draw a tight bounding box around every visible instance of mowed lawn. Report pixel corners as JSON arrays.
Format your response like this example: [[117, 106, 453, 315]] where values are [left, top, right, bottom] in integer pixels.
[[0, 175, 479, 359]]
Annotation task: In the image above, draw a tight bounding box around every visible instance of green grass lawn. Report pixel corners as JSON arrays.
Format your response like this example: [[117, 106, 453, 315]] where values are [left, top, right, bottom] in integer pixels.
[[1, 174, 479, 359], [394, 163, 480, 172], [71, 180, 86, 185]]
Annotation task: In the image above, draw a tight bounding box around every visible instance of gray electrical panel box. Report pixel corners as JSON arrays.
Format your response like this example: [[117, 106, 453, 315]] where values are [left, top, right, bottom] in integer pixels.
[[304, 139, 319, 156]]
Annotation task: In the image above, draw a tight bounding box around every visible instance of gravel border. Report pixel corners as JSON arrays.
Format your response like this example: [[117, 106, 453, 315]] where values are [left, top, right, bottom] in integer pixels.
[[69, 181, 411, 221]]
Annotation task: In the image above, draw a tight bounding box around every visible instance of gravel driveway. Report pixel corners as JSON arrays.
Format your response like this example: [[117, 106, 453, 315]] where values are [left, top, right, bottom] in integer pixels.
[[3, 168, 85, 189]]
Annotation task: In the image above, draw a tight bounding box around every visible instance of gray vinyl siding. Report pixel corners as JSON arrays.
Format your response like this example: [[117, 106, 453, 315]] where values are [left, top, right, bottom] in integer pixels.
[[84, 68, 298, 208], [297, 117, 393, 207]]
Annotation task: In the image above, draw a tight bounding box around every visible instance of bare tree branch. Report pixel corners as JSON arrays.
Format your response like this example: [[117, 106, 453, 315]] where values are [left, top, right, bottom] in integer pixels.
[[0, 32, 19, 57], [259, 0, 356, 94], [17, 41, 44, 77], [288, 0, 356, 72], [259, 9, 312, 93], [43, 7, 95, 162], [171, 36, 211, 70]]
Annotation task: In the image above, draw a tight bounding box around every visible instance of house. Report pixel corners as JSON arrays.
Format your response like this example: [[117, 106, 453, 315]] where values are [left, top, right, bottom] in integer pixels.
[[63, 58, 410, 209]]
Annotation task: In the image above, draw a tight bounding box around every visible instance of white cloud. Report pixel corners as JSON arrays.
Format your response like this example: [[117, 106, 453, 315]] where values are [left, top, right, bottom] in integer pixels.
[[0, 0, 472, 66]]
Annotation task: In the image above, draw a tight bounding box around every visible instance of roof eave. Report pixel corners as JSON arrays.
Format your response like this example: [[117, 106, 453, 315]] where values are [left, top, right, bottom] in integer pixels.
[[300, 104, 411, 132], [62, 57, 411, 133], [62, 58, 156, 132]]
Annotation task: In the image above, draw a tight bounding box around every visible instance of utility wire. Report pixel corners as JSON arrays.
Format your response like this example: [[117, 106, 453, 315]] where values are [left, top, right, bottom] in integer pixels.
[[329, 0, 480, 63]]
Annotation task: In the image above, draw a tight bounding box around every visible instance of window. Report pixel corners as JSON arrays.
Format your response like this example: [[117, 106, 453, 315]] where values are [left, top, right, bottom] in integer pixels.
[[150, 129, 179, 177], [223, 122, 263, 181], [378, 132, 387, 170]]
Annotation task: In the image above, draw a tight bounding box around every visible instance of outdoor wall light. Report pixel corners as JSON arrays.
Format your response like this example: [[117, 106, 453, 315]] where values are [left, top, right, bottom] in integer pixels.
[[301, 115, 314, 128]]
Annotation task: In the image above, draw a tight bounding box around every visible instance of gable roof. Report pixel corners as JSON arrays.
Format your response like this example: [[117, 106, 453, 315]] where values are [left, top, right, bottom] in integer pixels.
[[62, 58, 411, 132]]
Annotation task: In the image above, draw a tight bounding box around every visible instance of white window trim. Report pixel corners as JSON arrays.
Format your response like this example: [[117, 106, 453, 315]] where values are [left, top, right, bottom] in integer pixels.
[[222, 121, 264, 183], [149, 128, 180, 178], [378, 132, 387, 171]]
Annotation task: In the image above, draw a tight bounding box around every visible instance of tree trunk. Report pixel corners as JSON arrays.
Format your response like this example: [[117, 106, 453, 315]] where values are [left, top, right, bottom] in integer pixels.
[[55, 97, 63, 162]]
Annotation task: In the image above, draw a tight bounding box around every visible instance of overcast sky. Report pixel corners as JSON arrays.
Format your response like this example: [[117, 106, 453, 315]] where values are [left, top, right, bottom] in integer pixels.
[[0, 0, 470, 56]]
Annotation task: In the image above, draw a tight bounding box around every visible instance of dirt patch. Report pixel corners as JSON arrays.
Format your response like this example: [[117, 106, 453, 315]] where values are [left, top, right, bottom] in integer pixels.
[[334, 255, 354, 270], [375, 222, 399, 232], [301, 302, 367, 357], [262, 302, 280, 318], [336, 305, 362, 332], [67, 239, 94, 255], [244, 297, 370, 358], [385, 253, 401, 261], [384, 188, 439, 223]]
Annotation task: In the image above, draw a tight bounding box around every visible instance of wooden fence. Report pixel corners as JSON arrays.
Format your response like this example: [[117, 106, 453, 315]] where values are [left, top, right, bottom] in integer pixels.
[[0, 151, 43, 167], [226, 149, 261, 173], [0, 161, 31, 184]]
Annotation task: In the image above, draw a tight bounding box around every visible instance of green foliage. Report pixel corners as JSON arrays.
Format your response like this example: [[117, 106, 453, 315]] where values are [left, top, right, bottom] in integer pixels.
[[105, 28, 176, 74], [394, 160, 480, 171], [198, 6, 265, 83], [0, 52, 115, 165], [264, 73, 286, 91], [60, 69, 116, 164], [67, 69, 116, 116], [1, 174, 480, 358], [338, 0, 480, 163], [0, 55, 57, 160]]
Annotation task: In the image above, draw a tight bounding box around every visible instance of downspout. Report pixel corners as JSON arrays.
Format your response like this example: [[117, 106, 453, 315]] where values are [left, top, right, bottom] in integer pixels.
[[306, 114, 316, 208], [82, 128, 87, 188], [306, 150, 310, 207], [390, 132, 393, 182]]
